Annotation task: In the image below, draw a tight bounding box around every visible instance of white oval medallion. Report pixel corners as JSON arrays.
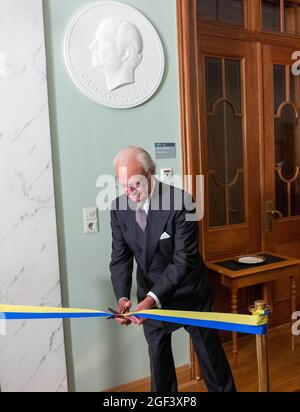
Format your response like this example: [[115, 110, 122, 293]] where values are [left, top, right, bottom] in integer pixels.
[[64, 1, 165, 109]]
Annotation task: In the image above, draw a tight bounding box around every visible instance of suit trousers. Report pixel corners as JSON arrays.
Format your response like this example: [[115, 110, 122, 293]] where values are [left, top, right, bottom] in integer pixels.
[[143, 318, 236, 392]]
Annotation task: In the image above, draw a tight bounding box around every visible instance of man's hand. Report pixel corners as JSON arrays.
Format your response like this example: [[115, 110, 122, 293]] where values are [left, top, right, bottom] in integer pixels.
[[130, 296, 156, 325], [115, 298, 132, 326]]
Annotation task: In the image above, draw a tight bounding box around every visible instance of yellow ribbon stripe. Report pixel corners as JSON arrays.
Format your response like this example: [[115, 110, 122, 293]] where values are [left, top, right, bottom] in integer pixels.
[[0, 305, 105, 314]]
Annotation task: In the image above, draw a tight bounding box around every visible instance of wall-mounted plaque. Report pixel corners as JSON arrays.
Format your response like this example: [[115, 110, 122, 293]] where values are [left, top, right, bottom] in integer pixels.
[[64, 1, 165, 109]]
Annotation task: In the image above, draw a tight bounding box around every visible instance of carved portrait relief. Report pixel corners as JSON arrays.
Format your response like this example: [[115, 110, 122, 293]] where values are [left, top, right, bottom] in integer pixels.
[[64, 2, 164, 109], [89, 18, 143, 91]]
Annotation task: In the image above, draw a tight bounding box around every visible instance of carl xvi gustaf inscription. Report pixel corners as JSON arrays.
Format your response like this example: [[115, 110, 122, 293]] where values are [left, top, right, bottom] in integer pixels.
[[81, 72, 150, 104]]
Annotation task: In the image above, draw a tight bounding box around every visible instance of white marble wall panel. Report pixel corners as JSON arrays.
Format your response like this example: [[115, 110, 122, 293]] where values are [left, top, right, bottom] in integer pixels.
[[0, 0, 67, 391]]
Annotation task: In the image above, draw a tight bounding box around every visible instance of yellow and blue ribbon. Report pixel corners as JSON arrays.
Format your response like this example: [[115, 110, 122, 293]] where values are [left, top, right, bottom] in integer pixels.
[[130, 310, 268, 335], [0, 305, 268, 335], [0, 305, 109, 320]]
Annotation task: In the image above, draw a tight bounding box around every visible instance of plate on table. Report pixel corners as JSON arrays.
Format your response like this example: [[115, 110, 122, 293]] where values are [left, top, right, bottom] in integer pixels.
[[234, 255, 266, 265]]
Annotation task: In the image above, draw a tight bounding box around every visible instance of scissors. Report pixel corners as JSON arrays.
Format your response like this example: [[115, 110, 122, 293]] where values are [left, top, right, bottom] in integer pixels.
[[107, 307, 127, 320]]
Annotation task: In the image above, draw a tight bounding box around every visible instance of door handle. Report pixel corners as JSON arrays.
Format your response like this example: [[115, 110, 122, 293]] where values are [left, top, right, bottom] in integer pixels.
[[265, 201, 283, 232], [267, 209, 283, 219]]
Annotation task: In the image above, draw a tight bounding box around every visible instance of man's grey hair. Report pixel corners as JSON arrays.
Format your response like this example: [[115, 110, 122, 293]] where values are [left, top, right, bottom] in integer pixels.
[[114, 146, 156, 175]]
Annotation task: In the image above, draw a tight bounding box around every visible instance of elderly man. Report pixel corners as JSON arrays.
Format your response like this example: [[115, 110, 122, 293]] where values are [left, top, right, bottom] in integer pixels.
[[110, 146, 236, 392]]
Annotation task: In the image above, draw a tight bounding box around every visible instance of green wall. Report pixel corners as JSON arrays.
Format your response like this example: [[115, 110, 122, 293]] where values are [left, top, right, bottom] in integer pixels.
[[43, 0, 188, 391]]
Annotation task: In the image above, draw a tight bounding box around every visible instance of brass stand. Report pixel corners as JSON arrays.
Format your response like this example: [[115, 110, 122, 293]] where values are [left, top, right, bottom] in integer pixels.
[[249, 300, 271, 392]]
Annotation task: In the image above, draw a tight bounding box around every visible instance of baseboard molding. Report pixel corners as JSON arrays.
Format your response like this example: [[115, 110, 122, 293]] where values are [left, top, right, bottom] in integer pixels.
[[104, 364, 195, 392]]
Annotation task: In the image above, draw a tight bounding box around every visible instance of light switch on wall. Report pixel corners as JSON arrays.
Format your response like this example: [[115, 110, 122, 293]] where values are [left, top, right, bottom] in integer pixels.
[[83, 207, 99, 234]]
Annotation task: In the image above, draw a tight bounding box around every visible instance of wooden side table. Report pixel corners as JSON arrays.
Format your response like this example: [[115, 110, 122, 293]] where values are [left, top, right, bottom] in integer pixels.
[[206, 252, 300, 368]]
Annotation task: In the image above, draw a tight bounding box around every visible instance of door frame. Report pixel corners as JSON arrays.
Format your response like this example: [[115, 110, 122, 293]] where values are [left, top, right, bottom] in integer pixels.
[[177, 0, 204, 381], [176, 0, 204, 254]]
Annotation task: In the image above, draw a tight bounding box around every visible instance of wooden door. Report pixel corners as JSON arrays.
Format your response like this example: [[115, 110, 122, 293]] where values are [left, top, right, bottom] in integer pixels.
[[263, 44, 300, 325], [195, 36, 263, 325], [198, 36, 261, 261], [263, 44, 300, 257]]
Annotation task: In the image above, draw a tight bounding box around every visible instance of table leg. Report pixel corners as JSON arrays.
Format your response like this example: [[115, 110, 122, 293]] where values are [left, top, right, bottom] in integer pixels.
[[231, 288, 239, 368], [291, 275, 297, 352], [190, 338, 202, 381], [262, 283, 269, 304]]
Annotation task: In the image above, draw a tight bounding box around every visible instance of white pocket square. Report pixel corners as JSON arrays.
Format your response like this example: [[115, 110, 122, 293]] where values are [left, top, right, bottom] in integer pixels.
[[160, 232, 171, 240]]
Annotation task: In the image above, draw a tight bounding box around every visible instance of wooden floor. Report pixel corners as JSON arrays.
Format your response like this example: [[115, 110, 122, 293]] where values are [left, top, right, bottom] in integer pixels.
[[180, 323, 300, 392]]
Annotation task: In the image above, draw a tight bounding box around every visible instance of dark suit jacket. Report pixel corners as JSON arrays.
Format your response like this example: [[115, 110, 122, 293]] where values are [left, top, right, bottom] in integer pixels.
[[109, 179, 211, 310]]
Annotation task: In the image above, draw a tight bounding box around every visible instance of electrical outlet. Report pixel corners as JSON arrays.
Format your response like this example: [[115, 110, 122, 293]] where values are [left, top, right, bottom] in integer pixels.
[[83, 207, 99, 234]]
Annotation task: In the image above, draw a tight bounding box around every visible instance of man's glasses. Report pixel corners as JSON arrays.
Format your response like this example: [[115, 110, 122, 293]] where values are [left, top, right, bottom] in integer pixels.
[[115, 178, 142, 193], [115, 172, 151, 193]]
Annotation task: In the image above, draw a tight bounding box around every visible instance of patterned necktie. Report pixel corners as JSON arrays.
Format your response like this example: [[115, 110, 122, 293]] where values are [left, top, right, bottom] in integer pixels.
[[136, 207, 147, 232]]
